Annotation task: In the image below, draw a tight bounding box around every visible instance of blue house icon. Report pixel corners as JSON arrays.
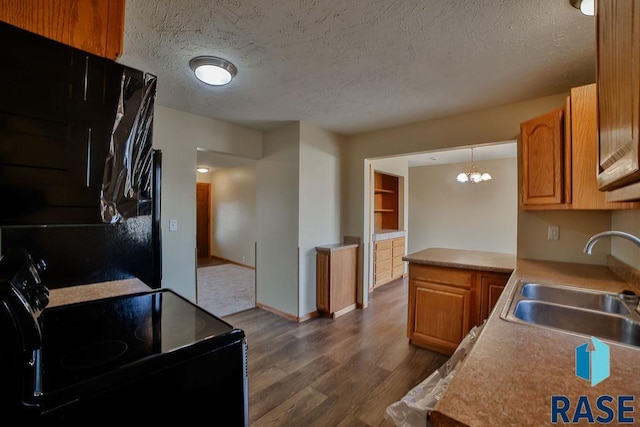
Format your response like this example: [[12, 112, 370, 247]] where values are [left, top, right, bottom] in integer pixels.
[[575, 337, 610, 386]]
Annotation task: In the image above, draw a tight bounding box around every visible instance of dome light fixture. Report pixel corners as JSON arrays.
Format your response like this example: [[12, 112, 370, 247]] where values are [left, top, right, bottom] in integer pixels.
[[196, 167, 210, 173], [570, 0, 594, 16], [456, 148, 492, 184], [189, 56, 237, 86]]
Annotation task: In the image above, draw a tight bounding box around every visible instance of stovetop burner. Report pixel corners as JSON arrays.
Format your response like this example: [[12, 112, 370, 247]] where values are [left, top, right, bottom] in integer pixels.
[[60, 340, 128, 370]]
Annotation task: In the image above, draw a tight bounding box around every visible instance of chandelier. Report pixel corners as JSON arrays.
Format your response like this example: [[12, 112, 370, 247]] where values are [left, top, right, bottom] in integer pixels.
[[456, 148, 492, 183]]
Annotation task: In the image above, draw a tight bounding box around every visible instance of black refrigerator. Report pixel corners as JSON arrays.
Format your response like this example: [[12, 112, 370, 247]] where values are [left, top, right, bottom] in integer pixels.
[[0, 21, 162, 289]]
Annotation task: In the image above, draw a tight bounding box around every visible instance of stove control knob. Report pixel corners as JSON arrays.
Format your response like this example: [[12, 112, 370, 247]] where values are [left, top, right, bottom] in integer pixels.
[[35, 259, 46, 273]]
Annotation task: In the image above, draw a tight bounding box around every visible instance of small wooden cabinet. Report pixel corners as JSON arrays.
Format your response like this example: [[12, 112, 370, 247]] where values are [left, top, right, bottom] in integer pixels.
[[520, 83, 640, 210], [0, 0, 125, 60], [316, 243, 358, 318], [520, 106, 568, 206], [373, 235, 405, 288], [407, 263, 511, 355], [596, 0, 640, 201]]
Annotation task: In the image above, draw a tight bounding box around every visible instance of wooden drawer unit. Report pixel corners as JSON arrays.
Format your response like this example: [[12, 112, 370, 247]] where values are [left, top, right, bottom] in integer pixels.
[[373, 235, 406, 288], [408, 264, 473, 289]]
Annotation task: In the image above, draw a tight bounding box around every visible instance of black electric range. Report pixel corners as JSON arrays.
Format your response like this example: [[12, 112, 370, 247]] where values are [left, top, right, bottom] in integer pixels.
[[0, 249, 248, 426]]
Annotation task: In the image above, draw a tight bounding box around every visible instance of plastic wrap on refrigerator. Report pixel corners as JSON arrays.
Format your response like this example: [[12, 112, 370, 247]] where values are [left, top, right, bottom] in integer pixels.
[[100, 70, 157, 223]]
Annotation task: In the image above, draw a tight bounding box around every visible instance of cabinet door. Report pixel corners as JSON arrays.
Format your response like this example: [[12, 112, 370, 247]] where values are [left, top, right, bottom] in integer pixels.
[[478, 273, 509, 324], [570, 84, 640, 209], [596, 0, 640, 192], [408, 279, 471, 355], [521, 107, 566, 205], [316, 251, 330, 313], [0, 0, 125, 60]]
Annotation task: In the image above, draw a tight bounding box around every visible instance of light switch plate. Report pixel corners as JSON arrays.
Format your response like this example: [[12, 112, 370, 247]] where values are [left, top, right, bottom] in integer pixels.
[[169, 219, 178, 232]]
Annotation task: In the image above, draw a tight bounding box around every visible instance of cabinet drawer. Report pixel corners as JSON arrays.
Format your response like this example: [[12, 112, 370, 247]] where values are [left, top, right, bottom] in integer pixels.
[[392, 265, 404, 278], [409, 264, 473, 289], [392, 246, 404, 257], [375, 248, 392, 262], [375, 259, 392, 274], [392, 256, 403, 267], [375, 270, 391, 285], [392, 237, 405, 247], [375, 240, 392, 251]]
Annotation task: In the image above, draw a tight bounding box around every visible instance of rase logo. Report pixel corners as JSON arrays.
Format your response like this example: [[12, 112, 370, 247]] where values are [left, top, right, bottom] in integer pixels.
[[551, 337, 635, 424], [575, 336, 609, 387]]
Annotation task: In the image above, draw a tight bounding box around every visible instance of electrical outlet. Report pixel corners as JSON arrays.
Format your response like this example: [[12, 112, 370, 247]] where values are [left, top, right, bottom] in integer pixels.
[[547, 225, 559, 240], [169, 219, 178, 232], [242, 256, 246, 263]]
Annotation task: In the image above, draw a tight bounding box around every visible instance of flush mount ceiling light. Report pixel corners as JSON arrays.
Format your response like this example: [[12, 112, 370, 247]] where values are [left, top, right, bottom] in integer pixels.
[[456, 148, 492, 183], [189, 56, 237, 86], [196, 167, 209, 173], [570, 0, 594, 16]]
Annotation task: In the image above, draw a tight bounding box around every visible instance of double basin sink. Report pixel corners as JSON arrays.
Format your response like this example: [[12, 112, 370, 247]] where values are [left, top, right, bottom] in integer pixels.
[[500, 281, 640, 348]]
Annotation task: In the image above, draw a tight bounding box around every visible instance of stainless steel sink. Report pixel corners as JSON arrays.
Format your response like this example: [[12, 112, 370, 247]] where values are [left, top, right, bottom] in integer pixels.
[[512, 300, 640, 346], [500, 280, 640, 348], [520, 282, 630, 314]]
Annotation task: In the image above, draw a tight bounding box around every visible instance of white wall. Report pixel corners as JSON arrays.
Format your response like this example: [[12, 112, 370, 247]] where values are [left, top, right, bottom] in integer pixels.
[[209, 164, 257, 267], [611, 210, 640, 267], [153, 105, 262, 301], [298, 122, 343, 317], [408, 158, 517, 255], [517, 210, 611, 265], [256, 123, 300, 317]]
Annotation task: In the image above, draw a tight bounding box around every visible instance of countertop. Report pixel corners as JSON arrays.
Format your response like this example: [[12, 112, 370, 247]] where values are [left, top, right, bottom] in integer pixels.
[[315, 242, 359, 252], [431, 258, 640, 426], [372, 229, 407, 241], [403, 247, 517, 273], [47, 278, 152, 308]]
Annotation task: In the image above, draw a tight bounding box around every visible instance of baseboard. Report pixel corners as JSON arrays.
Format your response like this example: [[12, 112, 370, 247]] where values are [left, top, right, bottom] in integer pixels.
[[256, 302, 298, 322], [298, 310, 319, 322], [256, 303, 320, 323]]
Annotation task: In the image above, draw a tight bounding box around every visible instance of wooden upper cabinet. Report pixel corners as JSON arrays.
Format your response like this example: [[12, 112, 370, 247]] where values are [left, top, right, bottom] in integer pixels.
[[520, 83, 640, 210], [571, 84, 640, 209], [0, 0, 125, 60], [596, 0, 640, 201], [520, 106, 566, 205]]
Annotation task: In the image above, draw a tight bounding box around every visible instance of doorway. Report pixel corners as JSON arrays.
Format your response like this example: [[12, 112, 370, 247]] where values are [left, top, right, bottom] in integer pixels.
[[196, 182, 210, 259]]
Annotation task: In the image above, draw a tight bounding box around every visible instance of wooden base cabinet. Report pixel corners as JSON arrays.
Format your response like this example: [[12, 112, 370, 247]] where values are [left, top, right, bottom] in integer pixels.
[[407, 264, 511, 355], [373, 235, 405, 288], [478, 272, 510, 324], [316, 244, 358, 319]]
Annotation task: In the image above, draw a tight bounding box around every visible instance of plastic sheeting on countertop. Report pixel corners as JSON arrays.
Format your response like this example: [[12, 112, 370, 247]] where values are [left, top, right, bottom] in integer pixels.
[[384, 322, 485, 427]]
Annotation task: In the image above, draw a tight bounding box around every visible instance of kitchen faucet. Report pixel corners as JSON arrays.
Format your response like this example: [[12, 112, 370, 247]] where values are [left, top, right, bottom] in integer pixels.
[[583, 230, 640, 255]]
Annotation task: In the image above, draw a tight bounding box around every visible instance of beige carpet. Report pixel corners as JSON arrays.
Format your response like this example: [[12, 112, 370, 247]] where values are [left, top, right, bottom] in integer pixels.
[[196, 264, 256, 317]]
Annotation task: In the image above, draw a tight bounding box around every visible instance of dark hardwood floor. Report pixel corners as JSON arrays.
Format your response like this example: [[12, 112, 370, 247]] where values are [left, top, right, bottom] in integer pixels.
[[224, 277, 448, 426]]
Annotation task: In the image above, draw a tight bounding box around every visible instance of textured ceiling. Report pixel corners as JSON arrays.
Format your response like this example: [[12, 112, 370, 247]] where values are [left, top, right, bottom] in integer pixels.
[[119, 0, 595, 136]]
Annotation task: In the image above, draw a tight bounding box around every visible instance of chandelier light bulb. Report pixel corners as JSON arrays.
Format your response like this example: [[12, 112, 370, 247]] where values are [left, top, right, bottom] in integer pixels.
[[456, 147, 492, 184]]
